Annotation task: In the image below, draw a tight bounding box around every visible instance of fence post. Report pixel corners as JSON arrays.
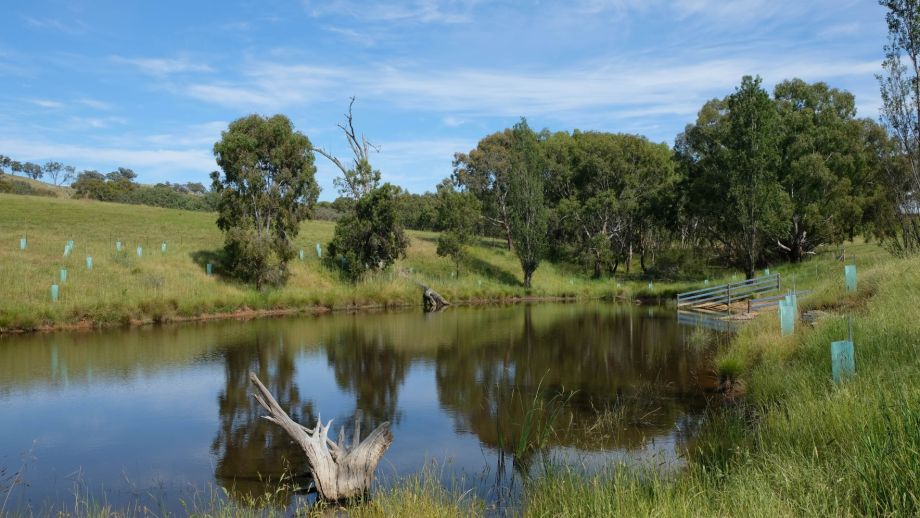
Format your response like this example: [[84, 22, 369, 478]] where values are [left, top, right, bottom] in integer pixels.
[[727, 283, 732, 315]]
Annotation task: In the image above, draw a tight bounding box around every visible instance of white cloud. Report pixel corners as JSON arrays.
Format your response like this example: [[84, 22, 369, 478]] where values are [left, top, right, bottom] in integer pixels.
[[78, 98, 113, 110], [176, 55, 882, 122], [30, 99, 64, 109], [24, 16, 90, 35], [304, 0, 482, 23], [111, 56, 213, 76]]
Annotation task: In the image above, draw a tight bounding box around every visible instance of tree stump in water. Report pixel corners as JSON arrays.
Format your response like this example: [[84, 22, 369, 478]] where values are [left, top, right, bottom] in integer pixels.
[[249, 372, 393, 502], [422, 286, 449, 312]]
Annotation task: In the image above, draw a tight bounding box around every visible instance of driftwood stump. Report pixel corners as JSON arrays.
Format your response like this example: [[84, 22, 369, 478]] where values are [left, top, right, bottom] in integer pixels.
[[399, 270, 450, 312], [422, 286, 449, 312], [249, 373, 393, 502]]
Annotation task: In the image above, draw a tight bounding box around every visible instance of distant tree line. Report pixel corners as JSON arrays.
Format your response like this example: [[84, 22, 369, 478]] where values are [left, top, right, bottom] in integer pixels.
[[72, 168, 215, 211], [443, 77, 903, 281], [0, 153, 216, 212], [0, 156, 76, 185]]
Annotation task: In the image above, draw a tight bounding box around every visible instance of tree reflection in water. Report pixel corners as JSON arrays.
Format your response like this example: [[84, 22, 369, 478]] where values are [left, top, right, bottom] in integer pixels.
[[208, 304, 713, 505]]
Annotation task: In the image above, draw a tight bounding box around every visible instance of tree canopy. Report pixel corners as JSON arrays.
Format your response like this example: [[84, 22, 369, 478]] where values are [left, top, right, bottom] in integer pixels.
[[211, 114, 319, 288]]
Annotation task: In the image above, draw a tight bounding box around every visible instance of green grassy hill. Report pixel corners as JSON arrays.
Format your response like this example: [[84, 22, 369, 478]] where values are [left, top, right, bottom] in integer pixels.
[[0, 193, 680, 330], [0, 174, 74, 198], [0, 193, 883, 332]]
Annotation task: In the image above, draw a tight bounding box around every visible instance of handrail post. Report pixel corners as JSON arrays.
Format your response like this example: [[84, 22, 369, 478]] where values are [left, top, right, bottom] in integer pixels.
[[727, 284, 732, 315]]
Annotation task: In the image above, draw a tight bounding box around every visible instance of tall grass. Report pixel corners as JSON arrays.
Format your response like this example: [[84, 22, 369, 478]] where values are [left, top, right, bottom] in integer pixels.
[[523, 245, 920, 516]]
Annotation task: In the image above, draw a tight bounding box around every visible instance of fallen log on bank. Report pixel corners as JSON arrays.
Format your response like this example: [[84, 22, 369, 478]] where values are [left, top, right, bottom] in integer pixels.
[[398, 270, 450, 311], [249, 372, 393, 502]]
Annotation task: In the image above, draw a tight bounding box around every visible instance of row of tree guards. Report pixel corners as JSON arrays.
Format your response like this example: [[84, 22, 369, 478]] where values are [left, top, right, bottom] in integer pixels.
[[776, 264, 857, 383], [17, 237, 220, 303], [22, 237, 334, 302]]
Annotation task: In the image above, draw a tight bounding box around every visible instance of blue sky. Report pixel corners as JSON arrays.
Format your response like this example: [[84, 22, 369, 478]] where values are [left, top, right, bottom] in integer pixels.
[[0, 0, 889, 200]]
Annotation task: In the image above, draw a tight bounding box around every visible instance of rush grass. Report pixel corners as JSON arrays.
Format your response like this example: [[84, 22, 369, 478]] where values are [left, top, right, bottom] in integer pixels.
[[522, 247, 920, 516]]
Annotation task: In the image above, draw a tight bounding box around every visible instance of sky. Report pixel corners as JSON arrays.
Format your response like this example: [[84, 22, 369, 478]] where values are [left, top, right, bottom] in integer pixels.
[[0, 0, 891, 200]]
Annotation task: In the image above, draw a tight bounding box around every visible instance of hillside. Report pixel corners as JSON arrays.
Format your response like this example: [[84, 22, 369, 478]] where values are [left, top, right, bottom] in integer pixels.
[[0, 193, 663, 331], [0, 174, 74, 198]]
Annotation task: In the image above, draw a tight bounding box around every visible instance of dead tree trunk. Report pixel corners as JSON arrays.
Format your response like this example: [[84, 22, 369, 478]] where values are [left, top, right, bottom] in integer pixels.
[[422, 286, 449, 312], [398, 270, 449, 311], [249, 373, 392, 502]]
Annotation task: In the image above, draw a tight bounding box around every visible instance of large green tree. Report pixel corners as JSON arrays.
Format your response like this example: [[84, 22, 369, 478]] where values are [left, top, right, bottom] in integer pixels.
[[452, 129, 516, 250], [678, 76, 790, 278], [327, 183, 409, 281], [211, 114, 319, 288], [545, 131, 676, 277], [507, 119, 547, 288], [435, 178, 482, 273], [877, 0, 920, 254], [774, 79, 889, 261]]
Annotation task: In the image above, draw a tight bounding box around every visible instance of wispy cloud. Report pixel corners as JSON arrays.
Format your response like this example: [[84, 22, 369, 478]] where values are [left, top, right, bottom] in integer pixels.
[[176, 55, 881, 122], [304, 0, 482, 23], [111, 56, 213, 76], [77, 98, 113, 110], [23, 16, 90, 35], [30, 98, 64, 109]]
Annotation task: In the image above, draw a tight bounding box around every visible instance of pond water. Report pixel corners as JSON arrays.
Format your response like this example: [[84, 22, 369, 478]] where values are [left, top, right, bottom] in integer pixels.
[[0, 303, 717, 513]]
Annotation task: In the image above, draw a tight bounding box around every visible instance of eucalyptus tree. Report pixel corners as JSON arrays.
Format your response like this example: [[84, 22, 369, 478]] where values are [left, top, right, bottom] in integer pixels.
[[42, 161, 65, 185], [211, 114, 320, 288], [774, 79, 889, 260], [435, 178, 482, 273], [326, 183, 409, 281], [452, 129, 516, 250], [678, 76, 789, 278], [877, 0, 920, 254], [545, 131, 676, 276], [318, 98, 409, 281]]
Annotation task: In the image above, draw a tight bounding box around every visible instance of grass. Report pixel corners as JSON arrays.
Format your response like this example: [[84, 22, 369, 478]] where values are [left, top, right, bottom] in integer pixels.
[[1, 193, 728, 331], [519, 241, 920, 516]]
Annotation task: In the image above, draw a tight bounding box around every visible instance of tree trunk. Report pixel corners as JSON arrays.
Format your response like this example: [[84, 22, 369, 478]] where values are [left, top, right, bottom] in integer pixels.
[[523, 270, 532, 289], [422, 286, 449, 312], [249, 373, 393, 502]]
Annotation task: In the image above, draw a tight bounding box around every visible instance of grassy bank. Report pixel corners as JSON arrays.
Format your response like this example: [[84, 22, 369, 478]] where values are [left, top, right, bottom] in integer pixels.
[[519, 244, 920, 516], [1, 193, 723, 332]]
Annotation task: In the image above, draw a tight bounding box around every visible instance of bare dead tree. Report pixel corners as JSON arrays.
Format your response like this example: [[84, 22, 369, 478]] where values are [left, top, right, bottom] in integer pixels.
[[249, 372, 393, 502], [313, 97, 381, 200]]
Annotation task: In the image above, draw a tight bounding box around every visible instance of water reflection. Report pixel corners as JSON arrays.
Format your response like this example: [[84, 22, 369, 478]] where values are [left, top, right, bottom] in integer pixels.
[[0, 303, 715, 511]]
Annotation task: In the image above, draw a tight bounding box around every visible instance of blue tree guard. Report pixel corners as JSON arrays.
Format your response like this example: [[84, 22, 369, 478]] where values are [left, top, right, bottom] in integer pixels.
[[116, 241, 122, 252], [831, 340, 855, 382], [299, 249, 305, 261], [206, 263, 213, 276], [648, 281, 654, 290], [60, 268, 67, 283], [764, 268, 770, 276], [161, 242, 167, 253], [779, 301, 794, 336], [136, 246, 143, 257], [844, 265, 857, 293], [19, 238, 26, 250], [316, 243, 322, 258], [86, 256, 93, 270], [784, 293, 798, 315], [63, 244, 72, 257], [50, 284, 59, 302]]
